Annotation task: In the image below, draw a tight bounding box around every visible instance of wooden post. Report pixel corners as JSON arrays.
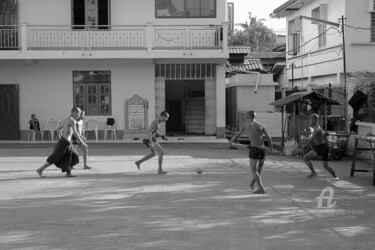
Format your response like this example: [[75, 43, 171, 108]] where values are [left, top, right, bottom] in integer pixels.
[[324, 101, 327, 130], [351, 137, 358, 177]]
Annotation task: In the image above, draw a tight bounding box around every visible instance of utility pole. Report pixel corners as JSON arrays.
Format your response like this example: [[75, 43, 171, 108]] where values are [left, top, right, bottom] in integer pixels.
[[299, 15, 347, 119], [341, 15, 348, 120]]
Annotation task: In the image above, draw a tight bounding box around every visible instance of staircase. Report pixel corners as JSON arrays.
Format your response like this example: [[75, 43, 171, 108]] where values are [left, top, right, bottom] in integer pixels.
[[185, 97, 205, 134]]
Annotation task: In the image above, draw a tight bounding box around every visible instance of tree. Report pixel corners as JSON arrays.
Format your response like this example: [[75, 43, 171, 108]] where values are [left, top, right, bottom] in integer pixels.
[[229, 12, 277, 52]]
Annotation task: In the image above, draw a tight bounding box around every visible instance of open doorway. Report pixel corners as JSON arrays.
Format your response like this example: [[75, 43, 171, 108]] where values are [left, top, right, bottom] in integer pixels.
[[165, 80, 205, 135]]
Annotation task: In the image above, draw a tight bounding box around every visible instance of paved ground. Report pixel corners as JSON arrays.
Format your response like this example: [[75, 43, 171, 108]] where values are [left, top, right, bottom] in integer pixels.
[[0, 142, 375, 250]]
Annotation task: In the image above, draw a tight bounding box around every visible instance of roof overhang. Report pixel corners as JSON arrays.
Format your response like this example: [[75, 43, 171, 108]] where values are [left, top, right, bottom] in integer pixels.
[[270, 0, 315, 18], [269, 91, 342, 106]]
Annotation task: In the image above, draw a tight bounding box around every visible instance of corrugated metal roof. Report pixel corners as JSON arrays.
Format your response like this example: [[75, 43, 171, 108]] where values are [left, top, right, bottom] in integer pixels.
[[269, 91, 342, 106], [225, 60, 265, 73], [246, 52, 285, 59], [229, 47, 252, 54]]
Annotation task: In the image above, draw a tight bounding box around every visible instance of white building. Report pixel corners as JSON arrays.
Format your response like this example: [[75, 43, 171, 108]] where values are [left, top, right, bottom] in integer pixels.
[[271, 0, 375, 120], [0, 0, 229, 140]]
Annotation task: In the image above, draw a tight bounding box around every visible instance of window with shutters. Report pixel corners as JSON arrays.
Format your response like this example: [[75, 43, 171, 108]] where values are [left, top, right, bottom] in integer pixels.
[[72, 0, 110, 29], [371, 12, 375, 42], [288, 19, 301, 55], [318, 23, 327, 47], [73, 71, 111, 116], [311, 5, 327, 48]]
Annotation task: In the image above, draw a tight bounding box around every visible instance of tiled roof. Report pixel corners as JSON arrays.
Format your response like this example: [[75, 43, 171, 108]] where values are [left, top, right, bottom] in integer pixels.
[[229, 47, 252, 54], [225, 60, 266, 74], [245, 52, 285, 59]]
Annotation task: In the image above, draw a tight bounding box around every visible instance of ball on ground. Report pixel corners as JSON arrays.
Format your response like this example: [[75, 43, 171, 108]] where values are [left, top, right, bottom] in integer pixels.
[[196, 167, 203, 174]]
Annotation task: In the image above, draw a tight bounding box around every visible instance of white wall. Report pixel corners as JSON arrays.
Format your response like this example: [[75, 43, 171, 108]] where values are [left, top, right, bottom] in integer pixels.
[[345, 0, 375, 72], [226, 73, 277, 112], [0, 59, 155, 131], [19, 0, 71, 25], [285, 0, 344, 88]]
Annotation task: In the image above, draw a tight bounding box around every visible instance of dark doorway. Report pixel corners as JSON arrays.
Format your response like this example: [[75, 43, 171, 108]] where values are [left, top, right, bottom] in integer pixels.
[[72, 0, 109, 29], [0, 84, 20, 140], [165, 80, 205, 135], [166, 100, 182, 132]]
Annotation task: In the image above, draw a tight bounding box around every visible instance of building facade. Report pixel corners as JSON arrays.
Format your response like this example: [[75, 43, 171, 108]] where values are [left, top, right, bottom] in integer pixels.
[[0, 0, 229, 140], [271, 0, 375, 120]]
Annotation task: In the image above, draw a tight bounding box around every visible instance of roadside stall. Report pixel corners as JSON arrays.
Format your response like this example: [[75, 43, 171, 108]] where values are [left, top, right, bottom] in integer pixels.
[[269, 91, 344, 156]]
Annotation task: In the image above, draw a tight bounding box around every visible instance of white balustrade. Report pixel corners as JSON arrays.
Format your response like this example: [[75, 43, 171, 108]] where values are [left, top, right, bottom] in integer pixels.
[[1, 24, 225, 51]]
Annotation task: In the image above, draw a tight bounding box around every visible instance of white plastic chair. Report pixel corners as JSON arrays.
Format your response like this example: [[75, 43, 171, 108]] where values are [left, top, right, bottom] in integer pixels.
[[55, 119, 63, 139], [84, 119, 99, 140], [104, 117, 116, 140], [42, 119, 59, 141]]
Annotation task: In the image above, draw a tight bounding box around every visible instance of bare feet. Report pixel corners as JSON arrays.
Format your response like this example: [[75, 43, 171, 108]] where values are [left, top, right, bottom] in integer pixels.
[[65, 173, 77, 177], [84, 165, 92, 169], [158, 170, 168, 175], [250, 183, 255, 191], [306, 173, 317, 178], [135, 161, 141, 170], [252, 189, 265, 194], [36, 169, 46, 178]]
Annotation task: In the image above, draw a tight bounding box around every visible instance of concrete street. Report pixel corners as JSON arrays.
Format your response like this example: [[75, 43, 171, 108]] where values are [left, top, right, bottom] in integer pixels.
[[0, 142, 374, 250]]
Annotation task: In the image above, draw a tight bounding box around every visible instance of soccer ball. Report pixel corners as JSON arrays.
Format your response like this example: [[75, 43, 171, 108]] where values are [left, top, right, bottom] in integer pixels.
[[196, 167, 203, 174]]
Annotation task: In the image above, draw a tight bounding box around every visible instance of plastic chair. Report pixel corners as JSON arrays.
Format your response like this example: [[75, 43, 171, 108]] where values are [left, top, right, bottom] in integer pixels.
[[42, 119, 59, 141], [55, 120, 63, 139], [84, 119, 99, 140], [104, 117, 116, 140]]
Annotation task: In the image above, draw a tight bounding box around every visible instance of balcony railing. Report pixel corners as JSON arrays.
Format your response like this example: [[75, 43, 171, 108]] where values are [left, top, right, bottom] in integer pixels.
[[0, 23, 227, 52], [0, 25, 19, 50]]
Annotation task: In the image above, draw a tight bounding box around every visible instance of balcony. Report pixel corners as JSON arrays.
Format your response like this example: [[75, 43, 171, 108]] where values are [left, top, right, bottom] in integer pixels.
[[0, 23, 228, 60]]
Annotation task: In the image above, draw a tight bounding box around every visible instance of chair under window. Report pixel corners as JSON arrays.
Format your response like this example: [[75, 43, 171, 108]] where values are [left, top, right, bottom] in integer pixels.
[[84, 119, 99, 140], [104, 117, 116, 140]]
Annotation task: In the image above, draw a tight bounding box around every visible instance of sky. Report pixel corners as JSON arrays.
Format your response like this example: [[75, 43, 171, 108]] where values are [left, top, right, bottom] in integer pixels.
[[230, 0, 287, 33]]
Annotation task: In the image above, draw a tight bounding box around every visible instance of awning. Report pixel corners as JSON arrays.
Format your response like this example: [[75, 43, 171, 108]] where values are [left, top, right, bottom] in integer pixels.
[[269, 91, 342, 106], [270, 0, 315, 18]]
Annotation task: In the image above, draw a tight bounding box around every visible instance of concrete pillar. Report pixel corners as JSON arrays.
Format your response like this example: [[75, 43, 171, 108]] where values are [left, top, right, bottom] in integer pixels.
[[216, 64, 226, 137], [20, 22, 27, 52], [146, 22, 153, 52]]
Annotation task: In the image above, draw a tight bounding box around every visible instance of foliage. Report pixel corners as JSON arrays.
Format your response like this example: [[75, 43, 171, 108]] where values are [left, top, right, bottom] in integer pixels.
[[228, 12, 277, 52]]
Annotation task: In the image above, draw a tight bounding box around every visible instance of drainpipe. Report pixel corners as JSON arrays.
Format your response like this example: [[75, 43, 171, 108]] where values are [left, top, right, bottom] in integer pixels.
[[226, 62, 260, 93]]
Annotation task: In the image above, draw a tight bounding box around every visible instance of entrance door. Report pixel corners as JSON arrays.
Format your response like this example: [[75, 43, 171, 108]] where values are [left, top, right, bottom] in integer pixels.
[[0, 84, 19, 140], [166, 100, 182, 132]]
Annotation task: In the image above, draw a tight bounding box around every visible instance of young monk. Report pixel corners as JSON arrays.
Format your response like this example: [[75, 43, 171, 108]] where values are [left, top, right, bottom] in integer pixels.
[[228, 110, 273, 194], [296, 113, 339, 181], [135, 111, 169, 174], [36, 107, 87, 178], [72, 110, 91, 169]]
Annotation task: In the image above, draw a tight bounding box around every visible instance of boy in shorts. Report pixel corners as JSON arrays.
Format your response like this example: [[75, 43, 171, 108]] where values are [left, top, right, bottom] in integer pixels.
[[135, 111, 169, 174]]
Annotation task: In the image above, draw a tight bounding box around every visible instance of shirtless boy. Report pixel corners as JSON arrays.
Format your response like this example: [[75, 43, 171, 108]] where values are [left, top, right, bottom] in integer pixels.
[[36, 107, 88, 178], [296, 113, 339, 181], [229, 110, 273, 194], [135, 111, 169, 174], [72, 110, 91, 169]]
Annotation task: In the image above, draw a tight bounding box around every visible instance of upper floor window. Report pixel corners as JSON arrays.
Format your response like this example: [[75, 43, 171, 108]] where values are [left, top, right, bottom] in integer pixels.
[[155, 0, 216, 18], [73, 71, 111, 116], [288, 19, 301, 55], [312, 5, 327, 48], [72, 0, 110, 29], [371, 12, 375, 42]]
